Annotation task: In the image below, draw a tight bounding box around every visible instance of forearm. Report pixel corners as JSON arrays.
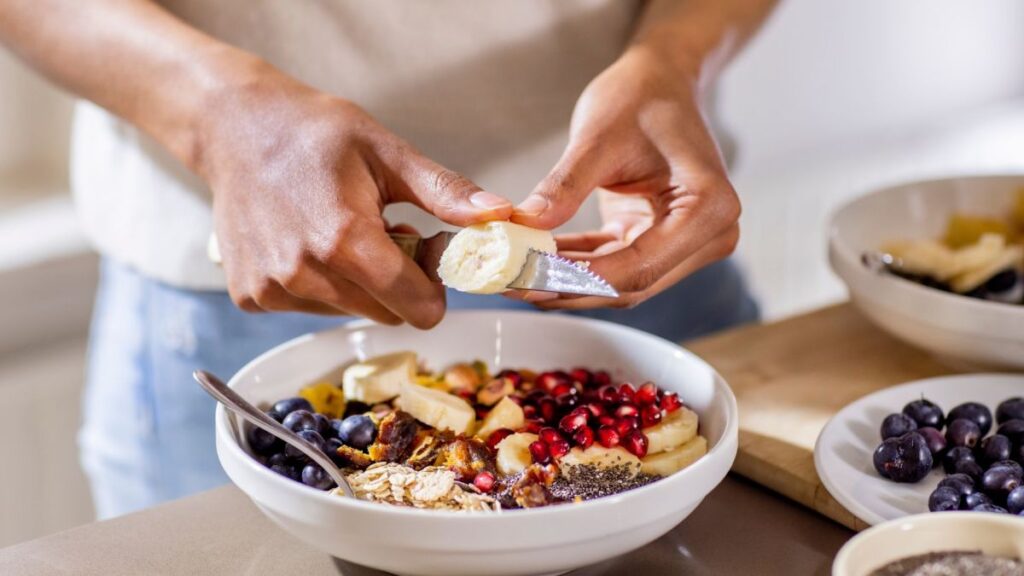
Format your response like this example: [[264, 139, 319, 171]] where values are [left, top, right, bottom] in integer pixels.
[[631, 0, 779, 88], [0, 0, 265, 172]]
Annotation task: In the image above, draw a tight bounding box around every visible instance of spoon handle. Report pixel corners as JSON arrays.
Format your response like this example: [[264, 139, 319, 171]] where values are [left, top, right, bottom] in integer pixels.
[[192, 369, 354, 497]]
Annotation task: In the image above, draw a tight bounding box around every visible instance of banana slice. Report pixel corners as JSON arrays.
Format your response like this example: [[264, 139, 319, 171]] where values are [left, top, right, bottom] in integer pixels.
[[885, 240, 956, 280], [495, 432, 539, 475], [640, 436, 707, 477], [438, 221, 557, 294], [559, 445, 641, 479], [645, 407, 699, 455], [949, 233, 1006, 278], [396, 380, 476, 435], [475, 396, 525, 439], [342, 352, 417, 404], [951, 244, 1023, 293]]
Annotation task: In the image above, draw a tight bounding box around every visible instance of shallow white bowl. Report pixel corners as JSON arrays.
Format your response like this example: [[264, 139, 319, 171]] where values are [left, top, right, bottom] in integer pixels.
[[833, 512, 1024, 576], [829, 174, 1024, 369], [215, 311, 738, 576]]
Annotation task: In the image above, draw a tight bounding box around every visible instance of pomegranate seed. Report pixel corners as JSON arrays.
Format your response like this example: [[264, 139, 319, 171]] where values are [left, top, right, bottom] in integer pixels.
[[539, 427, 563, 445], [623, 430, 649, 458], [661, 392, 682, 413], [598, 385, 620, 404], [641, 404, 663, 428], [594, 370, 612, 387], [486, 428, 514, 450], [537, 372, 570, 392], [555, 393, 578, 410], [573, 426, 594, 449], [569, 368, 593, 386], [496, 370, 523, 388], [522, 404, 538, 418], [614, 416, 639, 436], [548, 438, 571, 459], [559, 410, 589, 433], [635, 382, 658, 406], [529, 440, 551, 464], [615, 404, 640, 418], [618, 383, 637, 404], [539, 398, 558, 423], [475, 406, 490, 420], [473, 471, 496, 492], [551, 383, 573, 397], [597, 426, 620, 448], [458, 390, 475, 403], [598, 414, 617, 427], [524, 418, 544, 433], [506, 394, 524, 405], [584, 403, 606, 418]]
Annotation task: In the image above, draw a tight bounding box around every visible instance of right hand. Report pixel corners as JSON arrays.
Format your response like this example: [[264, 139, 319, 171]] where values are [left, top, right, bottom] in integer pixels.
[[199, 64, 512, 328]]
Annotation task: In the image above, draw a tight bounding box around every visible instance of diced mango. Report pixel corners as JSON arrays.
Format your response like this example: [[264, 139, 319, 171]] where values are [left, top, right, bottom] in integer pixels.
[[298, 382, 345, 418], [943, 214, 1011, 249]]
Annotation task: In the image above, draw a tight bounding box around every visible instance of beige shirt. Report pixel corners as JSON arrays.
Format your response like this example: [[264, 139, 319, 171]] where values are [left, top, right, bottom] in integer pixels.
[[71, 0, 644, 289]]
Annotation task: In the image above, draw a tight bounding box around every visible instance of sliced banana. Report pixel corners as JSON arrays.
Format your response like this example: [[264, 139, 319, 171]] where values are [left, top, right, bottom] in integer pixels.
[[951, 244, 1023, 293], [438, 221, 557, 294], [949, 233, 1006, 279], [559, 445, 641, 479], [342, 351, 417, 404], [640, 436, 707, 477], [475, 396, 525, 439], [396, 380, 476, 435], [645, 407, 699, 455], [495, 432, 539, 475], [885, 239, 956, 280]]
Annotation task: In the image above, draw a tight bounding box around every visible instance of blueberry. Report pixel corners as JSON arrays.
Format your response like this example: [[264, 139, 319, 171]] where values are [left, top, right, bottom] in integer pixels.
[[943, 446, 976, 474], [947, 402, 993, 436], [873, 433, 933, 483], [247, 425, 282, 455], [980, 435, 1012, 467], [972, 503, 1008, 514], [997, 419, 1024, 449], [963, 492, 991, 510], [980, 465, 1022, 502], [313, 413, 333, 438], [938, 473, 977, 497], [880, 413, 917, 440], [996, 398, 1024, 425], [267, 452, 291, 468], [342, 400, 372, 419], [270, 397, 313, 421], [928, 486, 961, 512], [270, 462, 301, 482], [983, 269, 1020, 301], [945, 418, 981, 449], [284, 429, 325, 460], [337, 415, 377, 450], [325, 437, 345, 466], [1007, 486, 1024, 515], [282, 409, 319, 433], [991, 459, 1024, 478], [954, 459, 985, 483], [915, 427, 946, 461], [903, 399, 945, 430], [300, 464, 335, 490]]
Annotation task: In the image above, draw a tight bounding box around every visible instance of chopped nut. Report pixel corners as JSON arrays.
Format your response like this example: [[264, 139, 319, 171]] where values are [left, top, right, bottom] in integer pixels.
[[476, 377, 515, 406], [443, 364, 482, 393]]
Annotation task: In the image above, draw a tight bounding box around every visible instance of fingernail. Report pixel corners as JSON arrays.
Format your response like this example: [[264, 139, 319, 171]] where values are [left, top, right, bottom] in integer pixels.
[[515, 195, 548, 216], [470, 191, 511, 210], [524, 291, 559, 302]]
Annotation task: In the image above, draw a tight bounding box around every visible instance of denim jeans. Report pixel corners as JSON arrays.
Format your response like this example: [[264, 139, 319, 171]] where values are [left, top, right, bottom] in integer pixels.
[[79, 257, 758, 519]]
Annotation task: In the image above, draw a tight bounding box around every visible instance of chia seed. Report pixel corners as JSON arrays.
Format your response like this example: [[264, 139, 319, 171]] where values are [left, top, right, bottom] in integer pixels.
[[548, 463, 660, 501], [870, 551, 1024, 576]]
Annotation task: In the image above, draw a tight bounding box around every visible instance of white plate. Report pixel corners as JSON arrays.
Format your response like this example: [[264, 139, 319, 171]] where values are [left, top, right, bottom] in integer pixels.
[[814, 373, 1024, 526]]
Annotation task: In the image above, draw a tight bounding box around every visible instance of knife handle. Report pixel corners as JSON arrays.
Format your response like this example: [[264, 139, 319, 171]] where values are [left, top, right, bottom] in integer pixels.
[[389, 233, 423, 261]]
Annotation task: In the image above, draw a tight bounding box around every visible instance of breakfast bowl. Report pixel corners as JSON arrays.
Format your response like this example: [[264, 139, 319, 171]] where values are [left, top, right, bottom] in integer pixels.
[[832, 512, 1024, 576], [829, 174, 1024, 369], [214, 311, 738, 576]]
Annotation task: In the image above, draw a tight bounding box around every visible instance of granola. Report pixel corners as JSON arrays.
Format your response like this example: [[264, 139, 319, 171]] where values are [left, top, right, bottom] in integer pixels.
[[338, 462, 500, 512]]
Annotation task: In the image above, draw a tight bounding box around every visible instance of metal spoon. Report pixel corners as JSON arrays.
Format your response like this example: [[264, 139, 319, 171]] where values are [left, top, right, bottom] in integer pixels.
[[192, 369, 354, 497], [861, 250, 907, 275]]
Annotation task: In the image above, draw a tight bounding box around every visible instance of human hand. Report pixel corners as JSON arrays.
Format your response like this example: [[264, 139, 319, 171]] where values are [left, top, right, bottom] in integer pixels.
[[200, 65, 512, 327], [512, 46, 740, 309]]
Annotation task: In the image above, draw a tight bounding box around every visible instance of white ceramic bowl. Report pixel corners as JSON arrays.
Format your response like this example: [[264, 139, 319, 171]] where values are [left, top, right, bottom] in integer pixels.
[[215, 311, 738, 576], [829, 174, 1024, 369], [833, 512, 1024, 576]]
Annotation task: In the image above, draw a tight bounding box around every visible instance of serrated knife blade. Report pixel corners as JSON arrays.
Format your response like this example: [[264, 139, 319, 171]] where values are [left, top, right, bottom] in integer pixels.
[[507, 249, 619, 297]]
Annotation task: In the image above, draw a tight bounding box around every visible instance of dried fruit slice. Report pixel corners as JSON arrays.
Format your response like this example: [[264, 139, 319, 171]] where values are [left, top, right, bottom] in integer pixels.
[[640, 436, 707, 477], [645, 406, 699, 455], [495, 432, 539, 475], [475, 396, 525, 439], [342, 351, 417, 404], [396, 380, 475, 435], [438, 221, 556, 294]]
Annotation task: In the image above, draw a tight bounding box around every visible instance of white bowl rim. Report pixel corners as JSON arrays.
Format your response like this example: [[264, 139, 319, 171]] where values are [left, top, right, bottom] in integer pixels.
[[216, 309, 739, 521], [828, 172, 1024, 318], [833, 511, 1024, 575]]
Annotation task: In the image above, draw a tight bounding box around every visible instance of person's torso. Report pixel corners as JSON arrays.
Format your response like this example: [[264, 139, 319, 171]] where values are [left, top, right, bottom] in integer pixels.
[[72, 0, 643, 288]]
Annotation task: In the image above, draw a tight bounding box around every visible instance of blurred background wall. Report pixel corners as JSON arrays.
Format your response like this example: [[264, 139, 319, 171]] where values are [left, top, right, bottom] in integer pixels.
[[1, 0, 1023, 547]]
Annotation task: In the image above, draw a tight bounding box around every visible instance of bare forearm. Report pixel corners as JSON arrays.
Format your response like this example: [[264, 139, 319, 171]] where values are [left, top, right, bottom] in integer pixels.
[[0, 0, 262, 171], [632, 0, 779, 87]]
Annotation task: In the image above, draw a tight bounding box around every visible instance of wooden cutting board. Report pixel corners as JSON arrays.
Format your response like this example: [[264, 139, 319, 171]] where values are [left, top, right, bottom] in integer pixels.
[[685, 303, 957, 531]]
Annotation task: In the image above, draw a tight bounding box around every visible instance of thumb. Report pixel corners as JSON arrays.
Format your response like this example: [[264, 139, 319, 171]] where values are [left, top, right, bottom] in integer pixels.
[[396, 153, 513, 226], [513, 143, 609, 230]]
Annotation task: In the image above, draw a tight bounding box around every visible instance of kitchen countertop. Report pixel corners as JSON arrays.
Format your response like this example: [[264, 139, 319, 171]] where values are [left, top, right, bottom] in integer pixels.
[[0, 475, 852, 576]]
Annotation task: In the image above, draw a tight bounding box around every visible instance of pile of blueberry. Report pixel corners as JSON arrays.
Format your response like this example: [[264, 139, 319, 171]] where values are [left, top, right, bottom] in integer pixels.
[[246, 397, 377, 490], [872, 396, 1024, 515]]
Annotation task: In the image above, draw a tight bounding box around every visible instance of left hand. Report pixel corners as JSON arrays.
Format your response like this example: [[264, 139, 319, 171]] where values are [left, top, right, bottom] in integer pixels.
[[512, 46, 741, 309]]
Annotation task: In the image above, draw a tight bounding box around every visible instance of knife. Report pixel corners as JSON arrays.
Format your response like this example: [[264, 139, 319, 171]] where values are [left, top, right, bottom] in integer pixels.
[[208, 232, 618, 298]]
